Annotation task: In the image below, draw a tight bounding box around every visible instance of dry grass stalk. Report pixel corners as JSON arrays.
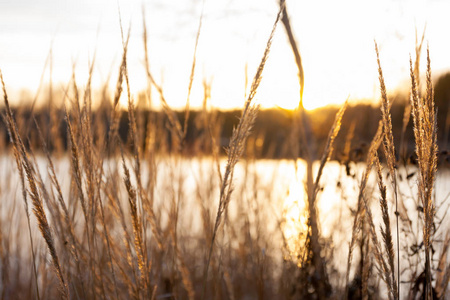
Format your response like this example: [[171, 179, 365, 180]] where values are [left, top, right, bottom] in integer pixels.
[[139, 188, 163, 250], [35, 119, 90, 297], [104, 183, 140, 294], [203, 5, 283, 297], [142, 12, 183, 147], [414, 26, 427, 92], [399, 101, 412, 162], [80, 61, 102, 281], [169, 228, 196, 300], [409, 47, 438, 299], [375, 42, 400, 298], [123, 58, 162, 297], [1, 69, 69, 299], [435, 230, 449, 298], [363, 192, 396, 300], [306, 99, 347, 297], [352, 149, 397, 300], [108, 24, 131, 151], [65, 109, 88, 221], [343, 120, 356, 161], [375, 42, 396, 179], [223, 268, 235, 300], [374, 154, 398, 299], [0, 224, 7, 299], [121, 153, 149, 298], [183, 0, 205, 139], [400, 28, 425, 160], [279, 0, 315, 163], [312, 99, 348, 198], [1, 71, 42, 300], [139, 67, 164, 253], [96, 188, 120, 300], [66, 103, 98, 297], [280, 1, 345, 297], [345, 121, 383, 298], [279, 0, 303, 101], [361, 239, 372, 300], [70, 64, 82, 127]]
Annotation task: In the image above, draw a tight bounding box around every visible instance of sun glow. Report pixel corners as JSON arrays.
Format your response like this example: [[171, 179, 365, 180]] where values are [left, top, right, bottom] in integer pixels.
[[1, 0, 449, 111], [280, 161, 310, 266]]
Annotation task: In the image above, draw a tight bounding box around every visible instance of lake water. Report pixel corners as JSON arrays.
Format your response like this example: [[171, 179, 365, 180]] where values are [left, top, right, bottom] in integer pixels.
[[1, 155, 448, 288]]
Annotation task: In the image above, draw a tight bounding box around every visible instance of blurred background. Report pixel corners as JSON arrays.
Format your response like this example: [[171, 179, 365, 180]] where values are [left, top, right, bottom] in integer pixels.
[[0, 0, 449, 158]]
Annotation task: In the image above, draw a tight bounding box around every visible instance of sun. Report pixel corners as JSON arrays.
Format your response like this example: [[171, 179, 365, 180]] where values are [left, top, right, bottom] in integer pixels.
[[256, 84, 348, 111]]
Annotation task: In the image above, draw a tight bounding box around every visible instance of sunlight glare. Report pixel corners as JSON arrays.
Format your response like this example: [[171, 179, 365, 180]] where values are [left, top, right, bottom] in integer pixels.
[[281, 161, 309, 266]]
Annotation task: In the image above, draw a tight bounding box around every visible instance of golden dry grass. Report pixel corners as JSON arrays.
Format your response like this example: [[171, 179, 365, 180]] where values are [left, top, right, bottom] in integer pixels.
[[0, 3, 448, 300]]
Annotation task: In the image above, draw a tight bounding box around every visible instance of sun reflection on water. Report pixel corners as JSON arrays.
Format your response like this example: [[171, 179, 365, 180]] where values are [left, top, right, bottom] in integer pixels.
[[280, 162, 310, 267]]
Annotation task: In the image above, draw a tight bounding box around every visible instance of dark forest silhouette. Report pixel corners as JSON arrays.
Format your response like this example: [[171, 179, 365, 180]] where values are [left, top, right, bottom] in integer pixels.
[[1, 72, 449, 164]]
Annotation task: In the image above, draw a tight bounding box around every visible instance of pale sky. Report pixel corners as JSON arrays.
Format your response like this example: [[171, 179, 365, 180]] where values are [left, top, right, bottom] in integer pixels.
[[1, 0, 450, 110]]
